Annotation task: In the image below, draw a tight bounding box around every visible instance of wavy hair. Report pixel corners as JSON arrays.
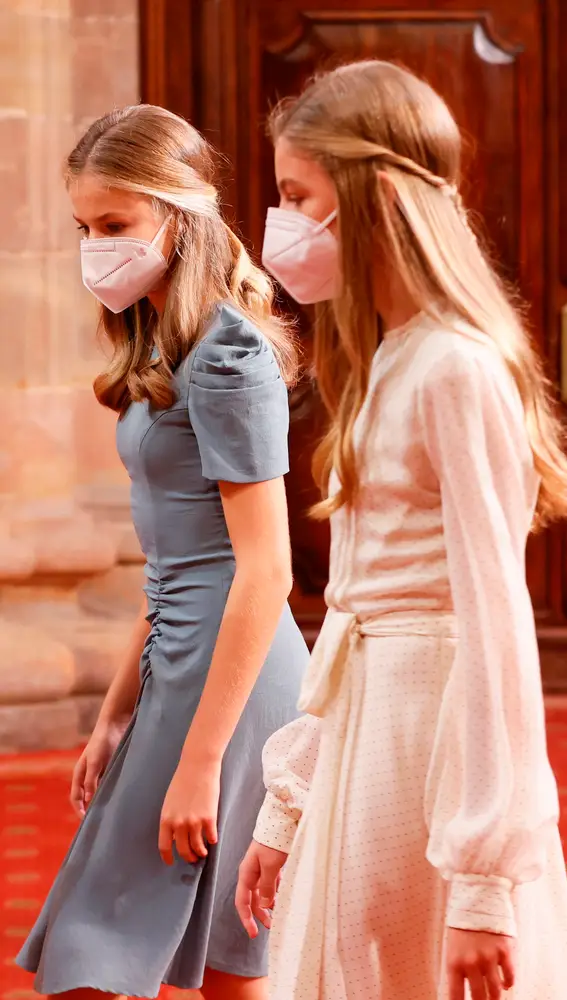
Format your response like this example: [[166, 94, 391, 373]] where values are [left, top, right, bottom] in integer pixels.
[[67, 104, 296, 412], [269, 60, 567, 528]]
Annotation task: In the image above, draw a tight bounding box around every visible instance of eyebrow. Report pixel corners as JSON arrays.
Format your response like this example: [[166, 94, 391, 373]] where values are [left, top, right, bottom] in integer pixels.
[[278, 178, 302, 192], [72, 212, 130, 224]]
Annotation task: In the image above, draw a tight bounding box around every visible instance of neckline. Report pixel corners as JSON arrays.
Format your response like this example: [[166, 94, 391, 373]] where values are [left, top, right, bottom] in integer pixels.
[[381, 309, 427, 341]]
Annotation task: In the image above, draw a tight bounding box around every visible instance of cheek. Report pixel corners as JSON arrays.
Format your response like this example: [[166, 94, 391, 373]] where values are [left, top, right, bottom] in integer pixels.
[[308, 191, 338, 226]]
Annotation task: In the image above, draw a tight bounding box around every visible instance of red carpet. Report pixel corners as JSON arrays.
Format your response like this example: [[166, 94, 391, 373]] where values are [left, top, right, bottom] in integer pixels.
[[2, 699, 567, 999]]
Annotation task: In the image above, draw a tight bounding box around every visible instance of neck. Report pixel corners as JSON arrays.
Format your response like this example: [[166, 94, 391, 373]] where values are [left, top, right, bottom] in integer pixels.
[[147, 277, 170, 316], [373, 263, 420, 333]]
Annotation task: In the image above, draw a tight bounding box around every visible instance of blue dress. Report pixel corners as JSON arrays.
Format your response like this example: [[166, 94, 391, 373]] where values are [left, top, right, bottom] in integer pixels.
[[16, 304, 309, 996]]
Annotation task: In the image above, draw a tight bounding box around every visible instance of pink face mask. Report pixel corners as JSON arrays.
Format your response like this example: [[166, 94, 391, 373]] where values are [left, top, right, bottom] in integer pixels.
[[80, 217, 170, 314], [261, 207, 339, 305]]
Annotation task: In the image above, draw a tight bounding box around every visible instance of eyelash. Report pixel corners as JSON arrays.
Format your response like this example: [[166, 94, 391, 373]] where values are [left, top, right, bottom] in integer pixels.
[[76, 223, 124, 236]]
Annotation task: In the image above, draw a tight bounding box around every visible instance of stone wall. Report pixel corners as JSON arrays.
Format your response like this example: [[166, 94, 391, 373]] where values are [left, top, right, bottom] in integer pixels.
[[0, 0, 144, 752]]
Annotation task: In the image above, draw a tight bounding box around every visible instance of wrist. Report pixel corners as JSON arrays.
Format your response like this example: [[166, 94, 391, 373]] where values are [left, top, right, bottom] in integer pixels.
[[180, 738, 223, 770], [447, 874, 517, 938], [96, 707, 132, 731]]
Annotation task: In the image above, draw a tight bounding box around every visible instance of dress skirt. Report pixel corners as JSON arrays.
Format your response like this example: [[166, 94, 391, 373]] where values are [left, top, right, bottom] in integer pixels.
[[265, 612, 567, 1000], [16, 603, 307, 997]]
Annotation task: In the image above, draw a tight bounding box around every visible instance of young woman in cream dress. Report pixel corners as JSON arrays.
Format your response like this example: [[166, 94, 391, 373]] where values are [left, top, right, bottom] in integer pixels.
[[236, 61, 567, 1000]]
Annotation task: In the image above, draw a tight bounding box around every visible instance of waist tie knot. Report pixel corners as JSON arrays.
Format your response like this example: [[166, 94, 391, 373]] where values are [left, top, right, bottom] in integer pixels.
[[298, 608, 458, 717]]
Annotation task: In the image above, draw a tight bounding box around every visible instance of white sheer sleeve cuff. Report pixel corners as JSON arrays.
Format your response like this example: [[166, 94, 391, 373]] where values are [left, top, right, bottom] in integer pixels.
[[446, 874, 517, 937], [253, 791, 299, 854]]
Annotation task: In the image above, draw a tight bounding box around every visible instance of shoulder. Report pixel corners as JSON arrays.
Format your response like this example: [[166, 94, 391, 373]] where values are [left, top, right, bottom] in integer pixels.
[[414, 318, 520, 409], [186, 307, 290, 482], [412, 320, 529, 460], [191, 304, 280, 388]]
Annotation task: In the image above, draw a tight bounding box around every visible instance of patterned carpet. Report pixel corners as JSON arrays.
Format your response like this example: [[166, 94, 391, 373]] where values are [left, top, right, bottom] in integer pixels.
[[2, 699, 567, 1000]]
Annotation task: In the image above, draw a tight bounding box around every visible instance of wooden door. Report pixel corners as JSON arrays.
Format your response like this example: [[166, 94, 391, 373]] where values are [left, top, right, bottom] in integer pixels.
[[140, 0, 567, 680]]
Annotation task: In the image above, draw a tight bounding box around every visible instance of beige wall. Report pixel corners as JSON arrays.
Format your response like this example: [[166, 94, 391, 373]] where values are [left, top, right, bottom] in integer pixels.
[[0, 0, 144, 751]]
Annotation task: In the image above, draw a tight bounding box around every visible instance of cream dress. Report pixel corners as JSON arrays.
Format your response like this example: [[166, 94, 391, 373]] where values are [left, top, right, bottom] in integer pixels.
[[253, 314, 567, 999]]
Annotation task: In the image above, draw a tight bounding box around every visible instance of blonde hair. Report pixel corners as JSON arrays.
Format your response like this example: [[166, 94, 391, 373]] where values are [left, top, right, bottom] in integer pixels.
[[269, 60, 567, 528], [67, 104, 296, 412]]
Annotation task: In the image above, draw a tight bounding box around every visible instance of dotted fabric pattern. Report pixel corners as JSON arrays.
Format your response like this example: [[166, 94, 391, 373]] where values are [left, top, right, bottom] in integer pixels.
[[253, 316, 567, 999]]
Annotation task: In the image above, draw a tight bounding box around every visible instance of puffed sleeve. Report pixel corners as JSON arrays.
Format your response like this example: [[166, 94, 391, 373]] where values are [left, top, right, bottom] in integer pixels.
[[188, 308, 290, 483], [253, 715, 321, 853], [418, 344, 559, 938]]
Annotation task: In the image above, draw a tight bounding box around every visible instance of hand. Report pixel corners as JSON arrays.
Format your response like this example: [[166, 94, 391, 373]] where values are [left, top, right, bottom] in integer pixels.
[[70, 717, 129, 818], [159, 756, 221, 865], [447, 928, 515, 1000], [235, 840, 288, 938]]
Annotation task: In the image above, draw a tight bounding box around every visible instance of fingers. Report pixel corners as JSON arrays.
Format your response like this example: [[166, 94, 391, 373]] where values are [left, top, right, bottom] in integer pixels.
[[158, 818, 175, 866], [499, 944, 515, 991], [203, 817, 218, 847], [159, 817, 212, 865], [83, 758, 101, 809], [485, 963, 503, 1000], [258, 862, 280, 909], [172, 825, 199, 865], [236, 851, 264, 938], [235, 875, 259, 939], [188, 822, 209, 860], [466, 967, 488, 1000], [456, 957, 510, 1000], [251, 891, 273, 931], [447, 965, 465, 1000], [69, 754, 87, 818]]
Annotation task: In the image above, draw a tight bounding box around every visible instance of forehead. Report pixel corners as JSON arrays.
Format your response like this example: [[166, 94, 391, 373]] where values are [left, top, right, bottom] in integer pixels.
[[274, 136, 330, 188], [69, 172, 150, 218]]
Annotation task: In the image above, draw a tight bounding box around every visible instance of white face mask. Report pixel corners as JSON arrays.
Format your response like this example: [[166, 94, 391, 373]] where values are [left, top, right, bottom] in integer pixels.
[[80, 217, 170, 314], [261, 208, 339, 305]]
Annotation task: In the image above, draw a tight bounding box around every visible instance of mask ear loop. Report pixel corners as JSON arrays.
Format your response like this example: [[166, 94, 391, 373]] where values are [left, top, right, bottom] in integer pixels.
[[313, 209, 338, 235], [151, 215, 170, 248]]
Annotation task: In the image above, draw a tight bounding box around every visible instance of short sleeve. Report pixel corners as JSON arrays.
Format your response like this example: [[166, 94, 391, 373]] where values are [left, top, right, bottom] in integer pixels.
[[188, 307, 290, 483]]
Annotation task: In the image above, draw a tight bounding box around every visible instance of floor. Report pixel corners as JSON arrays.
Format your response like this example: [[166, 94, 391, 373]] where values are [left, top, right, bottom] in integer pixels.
[[2, 699, 567, 1000]]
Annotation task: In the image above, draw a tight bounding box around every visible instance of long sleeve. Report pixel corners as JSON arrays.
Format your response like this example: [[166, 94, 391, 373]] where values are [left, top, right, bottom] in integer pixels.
[[253, 714, 321, 853], [419, 344, 559, 938]]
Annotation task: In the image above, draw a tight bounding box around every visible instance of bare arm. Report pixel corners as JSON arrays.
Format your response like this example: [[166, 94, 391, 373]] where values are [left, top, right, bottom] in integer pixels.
[[181, 476, 292, 764], [71, 594, 150, 815], [96, 595, 150, 728], [158, 476, 293, 864]]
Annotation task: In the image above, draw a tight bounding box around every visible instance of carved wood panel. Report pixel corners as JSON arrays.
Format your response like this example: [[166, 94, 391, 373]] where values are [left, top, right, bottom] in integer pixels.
[[140, 0, 567, 670]]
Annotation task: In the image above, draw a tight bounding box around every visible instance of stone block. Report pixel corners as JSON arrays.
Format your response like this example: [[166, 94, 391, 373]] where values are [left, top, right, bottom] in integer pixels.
[[13, 387, 76, 494], [77, 563, 144, 619], [0, 693, 105, 753], [0, 534, 35, 582], [28, 116, 77, 254], [76, 692, 104, 739], [73, 388, 126, 486], [0, 115, 29, 254], [0, 11, 27, 113], [0, 618, 75, 705], [71, 13, 139, 123], [0, 258, 52, 389], [13, 511, 117, 577], [71, 0, 137, 17], [63, 612, 133, 694], [0, 8, 72, 119], [0, 698, 81, 753]]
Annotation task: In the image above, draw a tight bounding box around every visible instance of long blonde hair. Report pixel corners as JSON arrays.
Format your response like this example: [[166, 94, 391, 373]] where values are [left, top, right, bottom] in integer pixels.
[[269, 60, 567, 528], [67, 105, 296, 412]]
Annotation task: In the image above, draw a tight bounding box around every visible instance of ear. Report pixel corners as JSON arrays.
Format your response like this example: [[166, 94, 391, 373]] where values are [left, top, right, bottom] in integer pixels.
[[376, 169, 398, 207]]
